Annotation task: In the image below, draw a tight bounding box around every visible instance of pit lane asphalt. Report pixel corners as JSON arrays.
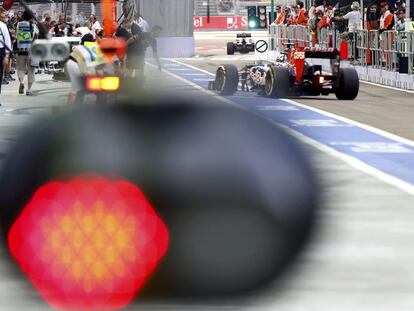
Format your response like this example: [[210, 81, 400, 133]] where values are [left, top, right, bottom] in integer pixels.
[[131, 65, 414, 311], [1, 65, 414, 311], [181, 57, 414, 141], [192, 31, 414, 140]]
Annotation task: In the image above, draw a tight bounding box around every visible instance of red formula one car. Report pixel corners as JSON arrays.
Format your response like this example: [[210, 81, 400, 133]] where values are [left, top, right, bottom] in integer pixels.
[[209, 46, 360, 100]]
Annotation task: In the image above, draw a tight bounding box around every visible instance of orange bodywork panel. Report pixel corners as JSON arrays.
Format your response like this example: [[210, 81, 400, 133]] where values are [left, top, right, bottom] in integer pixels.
[[99, 0, 127, 62]]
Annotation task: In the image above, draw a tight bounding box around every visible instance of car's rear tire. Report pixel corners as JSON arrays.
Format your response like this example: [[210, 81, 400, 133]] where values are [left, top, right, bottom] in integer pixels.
[[249, 43, 255, 52], [265, 66, 290, 98], [227, 42, 235, 55], [215, 65, 239, 96], [335, 68, 359, 100]]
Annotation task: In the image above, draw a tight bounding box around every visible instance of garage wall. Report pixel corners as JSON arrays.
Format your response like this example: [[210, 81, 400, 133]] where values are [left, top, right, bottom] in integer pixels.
[[137, 0, 195, 57], [137, 0, 194, 37]]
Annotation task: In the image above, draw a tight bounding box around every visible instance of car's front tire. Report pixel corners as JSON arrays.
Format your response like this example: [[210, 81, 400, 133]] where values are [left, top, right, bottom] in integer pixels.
[[215, 64, 239, 96]]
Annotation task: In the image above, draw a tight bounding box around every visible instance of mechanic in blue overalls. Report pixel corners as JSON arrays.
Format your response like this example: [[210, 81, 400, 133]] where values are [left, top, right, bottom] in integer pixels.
[[16, 10, 38, 96]]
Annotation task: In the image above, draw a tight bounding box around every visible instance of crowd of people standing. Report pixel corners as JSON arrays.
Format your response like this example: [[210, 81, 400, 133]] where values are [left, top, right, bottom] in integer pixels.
[[0, 9, 105, 99], [271, 0, 411, 45], [0, 6, 161, 103]]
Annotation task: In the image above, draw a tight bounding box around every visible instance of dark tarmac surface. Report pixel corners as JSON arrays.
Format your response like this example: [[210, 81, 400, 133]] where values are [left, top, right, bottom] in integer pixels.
[[182, 58, 414, 141]]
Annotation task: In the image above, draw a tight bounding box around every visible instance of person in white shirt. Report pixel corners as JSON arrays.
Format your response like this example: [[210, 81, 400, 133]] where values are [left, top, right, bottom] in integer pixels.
[[334, 2, 362, 60], [394, 9, 405, 32], [76, 26, 93, 37], [89, 14, 103, 38], [341, 2, 362, 33], [0, 7, 12, 98], [136, 13, 150, 32]]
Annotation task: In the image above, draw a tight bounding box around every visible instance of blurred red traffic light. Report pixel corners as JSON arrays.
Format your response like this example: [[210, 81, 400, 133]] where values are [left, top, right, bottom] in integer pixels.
[[8, 175, 169, 310]]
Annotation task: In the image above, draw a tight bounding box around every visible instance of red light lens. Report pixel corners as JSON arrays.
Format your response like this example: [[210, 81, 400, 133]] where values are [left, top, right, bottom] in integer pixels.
[[8, 175, 169, 310]]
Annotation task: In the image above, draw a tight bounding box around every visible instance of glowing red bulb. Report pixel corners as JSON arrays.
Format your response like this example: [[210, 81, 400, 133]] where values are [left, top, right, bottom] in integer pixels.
[[8, 175, 169, 310]]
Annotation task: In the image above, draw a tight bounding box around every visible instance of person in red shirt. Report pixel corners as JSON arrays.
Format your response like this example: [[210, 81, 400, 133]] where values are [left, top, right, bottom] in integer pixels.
[[379, 2, 395, 66], [318, 6, 333, 29], [283, 7, 294, 25], [311, 9, 324, 45], [365, 3, 380, 64], [293, 3, 308, 26], [316, 7, 334, 47], [271, 6, 282, 25], [379, 2, 394, 33], [275, 6, 286, 25]]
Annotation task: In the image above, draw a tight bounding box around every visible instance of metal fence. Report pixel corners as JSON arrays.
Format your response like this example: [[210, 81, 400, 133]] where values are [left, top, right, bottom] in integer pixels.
[[21, 3, 102, 22], [271, 25, 311, 50], [269, 24, 414, 74]]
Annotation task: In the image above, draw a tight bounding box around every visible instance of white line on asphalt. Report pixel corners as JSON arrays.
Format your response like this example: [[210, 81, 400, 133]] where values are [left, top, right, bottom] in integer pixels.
[[182, 73, 209, 76], [160, 61, 414, 196], [166, 57, 257, 61], [148, 62, 238, 108], [173, 60, 414, 148], [360, 80, 414, 94], [282, 98, 414, 148], [277, 123, 414, 195], [209, 57, 257, 61], [168, 68, 192, 71], [197, 48, 225, 52], [172, 60, 215, 76]]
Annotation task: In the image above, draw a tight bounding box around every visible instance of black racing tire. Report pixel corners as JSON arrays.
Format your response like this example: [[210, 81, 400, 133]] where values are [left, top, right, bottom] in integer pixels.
[[335, 68, 359, 100], [265, 66, 290, 98], [249, 43, 255, 52], [227, 42, 235, 55], [215, 64, 239, 96]]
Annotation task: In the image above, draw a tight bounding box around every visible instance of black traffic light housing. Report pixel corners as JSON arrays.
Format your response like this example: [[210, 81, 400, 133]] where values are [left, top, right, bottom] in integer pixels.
[[247, 5, 267, 29], [0, 100, 319, 306], [247, 6, 259, 29], [258, 5, 268, 29]]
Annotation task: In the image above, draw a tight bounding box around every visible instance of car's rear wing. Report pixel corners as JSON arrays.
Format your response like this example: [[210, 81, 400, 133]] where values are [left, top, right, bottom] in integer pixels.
[[304, 47, 338, 59], [237, 33, 252, 38]]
